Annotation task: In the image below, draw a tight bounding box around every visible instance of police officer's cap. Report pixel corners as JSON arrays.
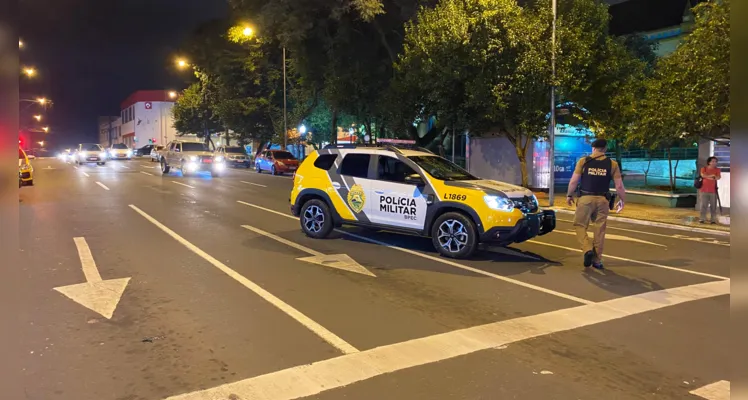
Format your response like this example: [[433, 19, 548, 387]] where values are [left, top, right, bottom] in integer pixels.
[[591, 138, 608, 149]]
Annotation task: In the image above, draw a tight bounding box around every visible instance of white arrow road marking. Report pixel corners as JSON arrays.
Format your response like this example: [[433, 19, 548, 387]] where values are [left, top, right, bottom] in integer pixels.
[[95, 182, 110, 191], [241, 224, 375, 277], [527, 240, 728, 280], [690, 380, 730, 399], [555, 230, 666, 247], [164, 279, 729, 400], [240, 180, 267, 188], [129, 204, 359, 355], [140, 171, 154, 176], [236, 201, 593, 305], [171, 181, 195, 189], [53, 237, 130, 319]]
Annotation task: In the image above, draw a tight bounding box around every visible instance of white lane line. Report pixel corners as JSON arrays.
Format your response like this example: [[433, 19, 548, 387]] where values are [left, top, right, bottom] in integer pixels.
[[236, 201, 593, 305], [527, 240, 728, 280], [73, 166, 79, 170], [171, 181, 195, 189], [557, 218, 730, 246], [120, 165, 130, 169], [81, 171, 90, 177], [140, 171, 154, 176], [95, 182, 110, 191], [240, 180, 267, 188], [242, 225, 323, 256], [555, 230, 666, 247], [128, 204, 359, 355], [166, 279, 730, 400], [141, 165, 155, 169], [690, 380, 730, 399]]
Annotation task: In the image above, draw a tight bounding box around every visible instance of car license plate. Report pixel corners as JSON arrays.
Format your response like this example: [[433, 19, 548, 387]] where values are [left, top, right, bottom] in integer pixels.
[[88, 157, 97, 161], [203, 159, 212, 163]]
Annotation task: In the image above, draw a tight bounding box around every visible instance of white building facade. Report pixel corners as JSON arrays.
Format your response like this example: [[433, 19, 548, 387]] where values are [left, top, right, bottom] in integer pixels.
[[120, 90, 178, 149]]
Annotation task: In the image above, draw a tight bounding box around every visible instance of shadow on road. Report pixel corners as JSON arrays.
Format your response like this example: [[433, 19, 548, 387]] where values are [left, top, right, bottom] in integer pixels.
[[582, 268, 665, 298]]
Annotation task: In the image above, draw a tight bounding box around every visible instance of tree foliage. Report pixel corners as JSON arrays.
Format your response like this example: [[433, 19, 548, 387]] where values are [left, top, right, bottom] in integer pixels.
[[635, 0, 729, 149], [171, 82, 222, 138]]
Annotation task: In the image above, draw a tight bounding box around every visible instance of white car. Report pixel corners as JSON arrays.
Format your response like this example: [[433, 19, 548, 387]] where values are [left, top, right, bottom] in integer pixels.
[[107, 143, 132, 160], [75, 143, 107, 166]]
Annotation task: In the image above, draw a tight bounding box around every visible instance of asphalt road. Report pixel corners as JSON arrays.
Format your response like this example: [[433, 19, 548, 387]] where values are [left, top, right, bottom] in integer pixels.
[[16, 157, 730, 400]]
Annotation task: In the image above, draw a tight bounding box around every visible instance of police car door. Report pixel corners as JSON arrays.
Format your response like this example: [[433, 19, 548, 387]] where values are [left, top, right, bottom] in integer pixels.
[[334, 152, 374, 223], [369, 154, 428, 230]]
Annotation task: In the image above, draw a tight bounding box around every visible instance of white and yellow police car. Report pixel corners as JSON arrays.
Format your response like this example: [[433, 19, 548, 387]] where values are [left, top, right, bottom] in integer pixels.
[[290, 144, 556, 259]]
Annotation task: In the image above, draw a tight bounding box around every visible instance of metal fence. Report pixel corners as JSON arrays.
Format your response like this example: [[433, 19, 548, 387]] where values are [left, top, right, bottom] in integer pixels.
[[618, 147, 698, 160]]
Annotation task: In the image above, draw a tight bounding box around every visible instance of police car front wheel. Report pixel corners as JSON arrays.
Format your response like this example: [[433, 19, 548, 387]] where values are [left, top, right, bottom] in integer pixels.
[[300, 199, 334, 239], [431, 212, 478, 259]]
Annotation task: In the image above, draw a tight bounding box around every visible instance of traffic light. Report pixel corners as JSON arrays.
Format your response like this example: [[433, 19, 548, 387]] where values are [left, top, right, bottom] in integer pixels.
[[148, 138, 153, 144]]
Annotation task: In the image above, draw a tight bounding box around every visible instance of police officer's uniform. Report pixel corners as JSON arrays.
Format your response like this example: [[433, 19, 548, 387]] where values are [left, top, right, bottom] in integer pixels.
[[571, 143, 621, 268]]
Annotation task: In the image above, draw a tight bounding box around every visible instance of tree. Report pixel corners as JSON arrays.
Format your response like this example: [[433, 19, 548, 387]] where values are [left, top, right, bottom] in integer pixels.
[[656, 0, 729, 141], [172, 82, 222, 139], [391, 0, 617, 187]]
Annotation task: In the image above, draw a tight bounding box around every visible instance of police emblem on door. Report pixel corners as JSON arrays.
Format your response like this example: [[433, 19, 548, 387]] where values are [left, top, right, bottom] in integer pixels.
[[347, 184, 366, 213]]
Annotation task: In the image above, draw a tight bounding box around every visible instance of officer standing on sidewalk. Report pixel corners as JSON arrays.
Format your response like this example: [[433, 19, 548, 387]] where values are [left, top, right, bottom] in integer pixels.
[[566, 139, 626, 269]]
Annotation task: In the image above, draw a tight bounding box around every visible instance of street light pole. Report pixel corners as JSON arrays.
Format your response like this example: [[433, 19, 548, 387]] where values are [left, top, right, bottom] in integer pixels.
[[283, 47, 288, 150], [548, 0, 557, 206]]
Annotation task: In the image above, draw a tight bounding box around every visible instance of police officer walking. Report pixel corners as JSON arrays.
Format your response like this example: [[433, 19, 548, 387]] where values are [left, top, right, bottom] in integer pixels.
[[566, 139, 626, 269]]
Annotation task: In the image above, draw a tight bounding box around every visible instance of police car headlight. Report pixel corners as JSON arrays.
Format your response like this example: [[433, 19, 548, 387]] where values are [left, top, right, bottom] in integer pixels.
[[483, 195, 514, 212]]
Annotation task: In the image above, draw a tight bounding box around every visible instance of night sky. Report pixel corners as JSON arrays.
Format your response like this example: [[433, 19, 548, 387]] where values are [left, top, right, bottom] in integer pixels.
[[19, 0, 228, 147]]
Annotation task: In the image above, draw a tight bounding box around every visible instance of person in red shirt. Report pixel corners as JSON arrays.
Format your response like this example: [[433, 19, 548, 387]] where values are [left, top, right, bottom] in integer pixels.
[[699, 156, 721, 224]]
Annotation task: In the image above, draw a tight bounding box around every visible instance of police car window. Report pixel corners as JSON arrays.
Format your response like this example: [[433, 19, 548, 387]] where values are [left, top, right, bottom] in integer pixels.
[[409, 156, 477, 181], [340, 154, 370, 178], [377, 156, 416, 183], [314, 154, 338, 170]]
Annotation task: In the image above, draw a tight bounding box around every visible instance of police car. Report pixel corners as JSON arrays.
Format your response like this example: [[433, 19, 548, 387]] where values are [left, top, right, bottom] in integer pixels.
[[290, 144, 556, 259]]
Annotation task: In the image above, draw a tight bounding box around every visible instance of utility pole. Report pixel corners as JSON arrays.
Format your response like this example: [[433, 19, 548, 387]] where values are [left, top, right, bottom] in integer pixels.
[[548, 0, 557, 206], [283, 47, 288, 150]]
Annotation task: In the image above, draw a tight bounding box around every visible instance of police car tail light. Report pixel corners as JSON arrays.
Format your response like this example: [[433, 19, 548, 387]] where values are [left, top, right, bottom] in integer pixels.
[[483, 195, 514, 212]]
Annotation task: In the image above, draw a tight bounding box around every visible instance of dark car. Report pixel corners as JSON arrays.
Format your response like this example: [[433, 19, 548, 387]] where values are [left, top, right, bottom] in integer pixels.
[[134, 144, 155, 157]]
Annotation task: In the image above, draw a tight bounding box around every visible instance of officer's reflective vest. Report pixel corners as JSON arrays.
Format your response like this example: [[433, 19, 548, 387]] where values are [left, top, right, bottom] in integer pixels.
[[580, 156, 613, 193]]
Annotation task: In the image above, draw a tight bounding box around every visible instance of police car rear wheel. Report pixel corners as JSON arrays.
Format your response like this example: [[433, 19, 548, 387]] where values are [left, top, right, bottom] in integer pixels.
[[432, 212, 477, 259], [300, 199, 333, 239]]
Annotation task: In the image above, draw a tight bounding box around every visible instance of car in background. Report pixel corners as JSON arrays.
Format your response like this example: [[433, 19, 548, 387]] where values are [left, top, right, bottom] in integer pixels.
[[107, 143, 132, 160], [75, 143, 107, 166], [160, 139, 226, 177], [19, 146, 34, 187], [150, 145, 165, 162], [134, 144, 155, 157], [255, 150, 299, 175], [215, 146, 251, 168], [58, 148, 74, 163]]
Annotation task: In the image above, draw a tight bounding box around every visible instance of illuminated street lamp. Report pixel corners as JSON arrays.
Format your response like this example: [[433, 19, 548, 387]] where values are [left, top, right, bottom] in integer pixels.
[[23, 67, 36, 77], [33, 115, 42, 121], [42, 127, 49, 133], [38, 141, 45, 147], [37, 97, 48, 105], [19, 39, 23, 48], [176, 59, 189, 69], [242, 27, 253, 37], [168, 91, 178, 99]]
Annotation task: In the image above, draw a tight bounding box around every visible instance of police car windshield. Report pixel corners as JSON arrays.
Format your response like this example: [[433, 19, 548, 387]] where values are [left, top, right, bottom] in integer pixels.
[[409, 156, 477, 181]]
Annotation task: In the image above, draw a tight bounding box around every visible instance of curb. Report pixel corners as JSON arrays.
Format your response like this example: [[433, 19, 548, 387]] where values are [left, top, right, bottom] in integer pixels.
[[549, 208, 731, 237]]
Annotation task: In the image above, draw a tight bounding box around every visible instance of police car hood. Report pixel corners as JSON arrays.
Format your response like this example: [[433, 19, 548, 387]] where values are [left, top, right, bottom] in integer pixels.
[[447, 179, 532, 198]]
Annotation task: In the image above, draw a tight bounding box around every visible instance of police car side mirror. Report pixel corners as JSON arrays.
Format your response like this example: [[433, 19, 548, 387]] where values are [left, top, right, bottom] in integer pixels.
[[404, 174, 424, 186]]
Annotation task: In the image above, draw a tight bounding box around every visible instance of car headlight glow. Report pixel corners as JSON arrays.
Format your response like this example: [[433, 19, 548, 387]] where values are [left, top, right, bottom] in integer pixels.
[[215, 156, 224, 162], [189, 155, 198, 162], [127, 150, 133, 156], [483, 195, 515, 212], [100, 152, 107, 158]]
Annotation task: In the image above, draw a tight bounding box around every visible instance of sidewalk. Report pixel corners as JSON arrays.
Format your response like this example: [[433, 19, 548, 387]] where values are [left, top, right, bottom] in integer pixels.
[[534, 192, 730, 234]]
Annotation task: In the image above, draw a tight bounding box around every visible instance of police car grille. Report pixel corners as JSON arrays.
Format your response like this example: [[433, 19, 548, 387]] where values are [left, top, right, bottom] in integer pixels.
[[511, 197, 538, 213]]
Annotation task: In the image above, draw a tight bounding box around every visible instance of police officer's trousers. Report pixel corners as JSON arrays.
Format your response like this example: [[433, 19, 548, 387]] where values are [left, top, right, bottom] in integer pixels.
[[573, 195, 610, 264]]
